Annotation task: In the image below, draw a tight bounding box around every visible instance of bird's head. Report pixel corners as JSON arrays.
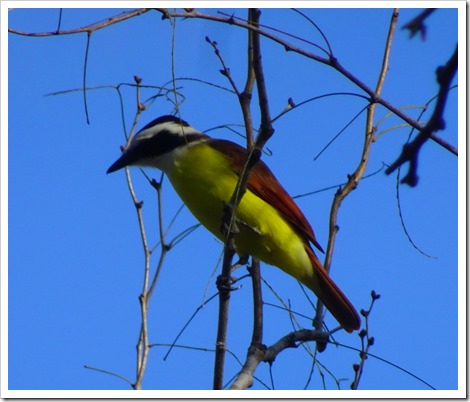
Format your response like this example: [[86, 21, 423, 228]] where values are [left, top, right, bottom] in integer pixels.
[[107, 115, 208, 174]]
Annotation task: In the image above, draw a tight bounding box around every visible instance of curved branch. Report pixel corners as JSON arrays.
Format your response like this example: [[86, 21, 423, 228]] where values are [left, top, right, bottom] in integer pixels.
[[8, 8, 151, 36], [385, 45, 458, 186], [155, 8, 437, 141], [230, 329, 328, 390], [314, 8, 399, 332], [11, 7, 455, 154]]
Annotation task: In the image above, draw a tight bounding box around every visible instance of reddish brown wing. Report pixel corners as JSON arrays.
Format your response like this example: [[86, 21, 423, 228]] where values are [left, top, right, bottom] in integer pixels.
[[208, 139, 324, 253]]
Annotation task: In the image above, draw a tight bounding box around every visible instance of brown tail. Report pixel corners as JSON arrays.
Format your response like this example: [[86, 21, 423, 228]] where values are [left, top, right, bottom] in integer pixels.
[[305, 247, 361, 333]]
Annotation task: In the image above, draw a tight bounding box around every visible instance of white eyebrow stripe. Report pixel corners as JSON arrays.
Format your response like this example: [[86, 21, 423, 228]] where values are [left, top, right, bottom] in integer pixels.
[[136, 121, 200, 141]]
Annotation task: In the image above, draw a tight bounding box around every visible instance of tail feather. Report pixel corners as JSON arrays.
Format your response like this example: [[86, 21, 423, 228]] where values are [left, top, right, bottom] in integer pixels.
[[305, 247, 361, 333]]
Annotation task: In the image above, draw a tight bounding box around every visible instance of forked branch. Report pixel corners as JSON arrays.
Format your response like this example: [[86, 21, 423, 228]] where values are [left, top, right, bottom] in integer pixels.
[[385, 45, 458, 186]]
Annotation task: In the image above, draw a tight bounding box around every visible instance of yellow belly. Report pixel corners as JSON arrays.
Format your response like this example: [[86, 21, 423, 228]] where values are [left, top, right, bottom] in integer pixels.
[[165, 142, 313, 286]]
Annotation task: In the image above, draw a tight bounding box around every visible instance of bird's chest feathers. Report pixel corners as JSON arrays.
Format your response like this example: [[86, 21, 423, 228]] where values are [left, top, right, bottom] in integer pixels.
[[166, 144, 242, 236], [165, 144, 303, 265]]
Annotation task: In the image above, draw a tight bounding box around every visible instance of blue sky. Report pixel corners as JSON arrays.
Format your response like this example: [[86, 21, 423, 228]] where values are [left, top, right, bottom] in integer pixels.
[[4, 3, 463, 397]]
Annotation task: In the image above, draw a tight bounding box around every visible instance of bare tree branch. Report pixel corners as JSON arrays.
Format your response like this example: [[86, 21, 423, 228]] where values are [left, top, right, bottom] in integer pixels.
[[350, 291, 380, 389], [10, 7, 455, 155], [11, 8, 456, 390], [8, 8, 152, 36], [156, 8, 459, 159], [402, 8, 436, 40], [314, 8, 399, 334], [214, 8, 275, 389], [385, 45, 458, 186], [230, 329, 329, 390]]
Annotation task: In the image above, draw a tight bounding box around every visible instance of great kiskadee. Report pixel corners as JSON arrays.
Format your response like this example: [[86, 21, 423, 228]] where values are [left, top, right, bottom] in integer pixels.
[[107, 115, 360, 333]]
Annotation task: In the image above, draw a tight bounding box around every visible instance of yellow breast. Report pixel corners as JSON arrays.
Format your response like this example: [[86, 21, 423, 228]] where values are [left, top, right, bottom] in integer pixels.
[[165, 142, 312, 285]]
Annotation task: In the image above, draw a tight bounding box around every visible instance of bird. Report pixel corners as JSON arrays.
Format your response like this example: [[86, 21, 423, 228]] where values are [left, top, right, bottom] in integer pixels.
[[107, 115, 360, 333]]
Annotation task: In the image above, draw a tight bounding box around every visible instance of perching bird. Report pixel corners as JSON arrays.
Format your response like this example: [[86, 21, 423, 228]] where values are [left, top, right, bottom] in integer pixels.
[[107, 115, 360, 332]]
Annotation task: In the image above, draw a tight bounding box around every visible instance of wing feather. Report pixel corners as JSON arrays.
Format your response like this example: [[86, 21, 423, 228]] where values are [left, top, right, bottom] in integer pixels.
[[208, 139, 324, 252]]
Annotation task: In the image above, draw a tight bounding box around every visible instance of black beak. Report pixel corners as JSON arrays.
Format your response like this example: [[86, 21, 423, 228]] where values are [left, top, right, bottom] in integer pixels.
[[107, 150, 135, 174]]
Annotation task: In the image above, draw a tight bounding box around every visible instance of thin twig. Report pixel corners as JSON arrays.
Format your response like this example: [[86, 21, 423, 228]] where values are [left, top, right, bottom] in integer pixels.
[[13, 7, 456, 156], [122, 79, 152, 390], [55, 9, 63, 33], [155, 9, 456, 157], [205, 36, 241, 98], [218, 9, 330, 57], [147, 175, 170, 299], [82, 32, 91, 124], [84, 365, 134, 387], [207, 32, 245, 391], [8, 8, 152, 36], [164, 292, 219, 361], [393, 90, 457, 257], [313, 8, 399, 332], [350, 291, 380, 389], [12, 7, 456, 157]]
